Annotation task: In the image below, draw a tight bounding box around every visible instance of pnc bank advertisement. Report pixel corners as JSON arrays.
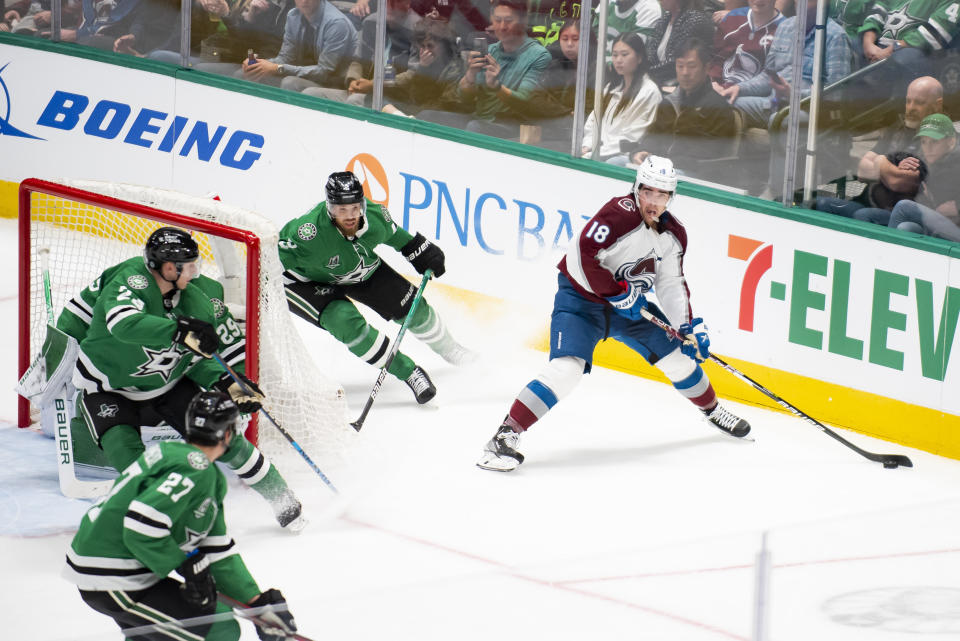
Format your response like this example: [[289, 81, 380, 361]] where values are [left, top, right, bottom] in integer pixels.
[[2, 39, 960, 454]]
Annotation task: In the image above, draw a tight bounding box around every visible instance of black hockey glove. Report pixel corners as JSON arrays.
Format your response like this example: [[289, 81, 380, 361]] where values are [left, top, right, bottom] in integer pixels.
[[173, 317, 219, 358], [249, 588, 298, 641], [177, 551, 216, 610], [215, 372, 266, 414], [401, 232, 445, 278]]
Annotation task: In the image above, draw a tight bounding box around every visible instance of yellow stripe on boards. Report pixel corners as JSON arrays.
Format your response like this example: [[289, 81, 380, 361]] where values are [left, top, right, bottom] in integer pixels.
[[530, 328, 958, 460]]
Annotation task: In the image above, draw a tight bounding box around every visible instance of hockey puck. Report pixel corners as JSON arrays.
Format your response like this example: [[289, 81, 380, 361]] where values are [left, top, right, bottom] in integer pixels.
[[883, 461, 899, 469]]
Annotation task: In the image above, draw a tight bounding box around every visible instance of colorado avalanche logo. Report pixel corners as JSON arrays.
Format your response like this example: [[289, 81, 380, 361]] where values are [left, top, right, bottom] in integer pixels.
[[615, 253, 658, 293]]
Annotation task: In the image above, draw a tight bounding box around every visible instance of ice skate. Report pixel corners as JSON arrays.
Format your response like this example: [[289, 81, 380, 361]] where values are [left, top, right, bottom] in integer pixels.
[[273, 489, 307, 532], [704, 405, 751, 438], [437, 341, 478, 366], [477, 422, 524, 471], [405, 366, 436, 404]]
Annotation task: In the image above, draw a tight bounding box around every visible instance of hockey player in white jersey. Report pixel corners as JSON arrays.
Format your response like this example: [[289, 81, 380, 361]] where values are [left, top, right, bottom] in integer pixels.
[[478, 155, 750, 471]]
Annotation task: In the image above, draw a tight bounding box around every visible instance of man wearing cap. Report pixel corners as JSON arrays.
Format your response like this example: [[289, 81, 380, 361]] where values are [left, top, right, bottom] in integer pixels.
[[885, 113, 960, 242]]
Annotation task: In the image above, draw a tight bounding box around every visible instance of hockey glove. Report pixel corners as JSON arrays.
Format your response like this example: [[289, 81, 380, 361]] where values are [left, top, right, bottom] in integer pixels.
[[215, 372, 265, 414], [679, 318, 710, 362], [249, 588, 298, 641], [606, 283, 647, 321], [173, 317, 219, 358], [401, 232, 445, 278], [177, 551, 216, 610]]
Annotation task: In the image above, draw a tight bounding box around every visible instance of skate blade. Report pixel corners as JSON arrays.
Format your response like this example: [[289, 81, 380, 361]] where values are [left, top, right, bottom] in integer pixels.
[[709, 424, 755, 442], [283, 515, 309, 533], [476, 452, 520, 472]]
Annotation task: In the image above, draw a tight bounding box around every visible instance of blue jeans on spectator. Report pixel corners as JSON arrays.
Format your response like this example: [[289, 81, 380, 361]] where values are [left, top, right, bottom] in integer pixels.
[[816, 196, 890, 224], [888, 200, 960, 242]]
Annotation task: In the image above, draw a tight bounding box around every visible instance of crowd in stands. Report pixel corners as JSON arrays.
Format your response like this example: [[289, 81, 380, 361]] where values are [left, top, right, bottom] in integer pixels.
[[8, 0, 960, 240]]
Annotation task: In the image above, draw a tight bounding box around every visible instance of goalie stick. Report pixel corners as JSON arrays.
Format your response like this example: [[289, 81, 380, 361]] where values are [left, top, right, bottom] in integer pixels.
[[351, 269, 433, 432], [639, 308, 913, 469], [33, 248, 113, 498], [212, 353, 339, 494]]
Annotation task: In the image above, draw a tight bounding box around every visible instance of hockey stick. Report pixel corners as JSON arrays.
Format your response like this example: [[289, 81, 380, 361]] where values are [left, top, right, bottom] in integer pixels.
[[212, 354, 339, 494], [217, 592, 316, 641], [35, 248, 113, 499], [639, 308, 913, 469], [350, 269, 433, 432]]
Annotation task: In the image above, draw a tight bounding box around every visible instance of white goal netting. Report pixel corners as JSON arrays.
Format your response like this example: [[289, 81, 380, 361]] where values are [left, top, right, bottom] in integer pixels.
[[21, 179, 352, 464]]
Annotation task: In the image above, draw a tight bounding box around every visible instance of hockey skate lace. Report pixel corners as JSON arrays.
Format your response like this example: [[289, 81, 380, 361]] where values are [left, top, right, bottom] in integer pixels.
[[709, 406, 740, 430], [409, 373, 431, 394]]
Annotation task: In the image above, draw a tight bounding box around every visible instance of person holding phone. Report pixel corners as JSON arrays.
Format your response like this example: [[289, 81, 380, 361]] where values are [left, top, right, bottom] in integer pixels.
[[708, 0, 784, 101], [727, 0, 850, 130], [416, 0, 551, 139]]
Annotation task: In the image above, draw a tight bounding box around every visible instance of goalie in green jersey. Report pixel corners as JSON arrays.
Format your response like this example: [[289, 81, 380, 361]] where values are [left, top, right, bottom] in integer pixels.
[[64, 227, 304, 529], [64, 390, 299, 641], [279, 171, 475, 404]]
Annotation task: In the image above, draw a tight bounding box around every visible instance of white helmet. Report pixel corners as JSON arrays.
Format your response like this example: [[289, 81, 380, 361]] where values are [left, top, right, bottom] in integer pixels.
[[633, 155, 677, 196]]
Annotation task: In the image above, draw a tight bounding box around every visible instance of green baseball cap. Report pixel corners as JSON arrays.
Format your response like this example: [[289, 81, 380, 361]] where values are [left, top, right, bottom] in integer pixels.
[[916, 113, 956, 140]]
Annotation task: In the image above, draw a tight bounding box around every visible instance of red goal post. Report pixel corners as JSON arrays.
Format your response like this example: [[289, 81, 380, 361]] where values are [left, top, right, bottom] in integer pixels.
[[18, 178, 349, 459]]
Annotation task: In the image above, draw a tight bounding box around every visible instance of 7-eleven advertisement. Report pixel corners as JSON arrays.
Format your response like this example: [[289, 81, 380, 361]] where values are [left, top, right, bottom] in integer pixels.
[[677, 194, 960, 425]]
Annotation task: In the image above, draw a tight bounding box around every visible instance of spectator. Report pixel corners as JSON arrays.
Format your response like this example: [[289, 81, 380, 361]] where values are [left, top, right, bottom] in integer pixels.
[[76, 0, 177, 53], [857, 0, 956, 82], [148, 0, 294, 66], [305, 0, 420, 105], [582, 31, 661, 163], [828, 0, 870, 53], [2, 0, 81, 39], [593, 0, 662, 59], [200, 0, 357, 90], [417, 0, 551, 138], [708, 0, 784, 94], [523, 18, 597, 144], [348, 0, 489, 40], [381, 17, 467, 116], [816, 76, 942, 217], [626, 38, 736, 175], [644, 0, 714, 88], [731, 0, 850, 129], [885, 114, 960, 241]]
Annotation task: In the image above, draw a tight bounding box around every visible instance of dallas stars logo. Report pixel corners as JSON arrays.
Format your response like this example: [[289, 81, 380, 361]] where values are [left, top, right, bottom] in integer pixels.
[[332, 257, 380, 284], [132, 345, 185, 382]]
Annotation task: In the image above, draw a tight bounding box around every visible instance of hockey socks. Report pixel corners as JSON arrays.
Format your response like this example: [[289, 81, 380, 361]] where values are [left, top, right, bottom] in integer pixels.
[[219, 435, 302, 526], [505, 356, 585, 431], [656, 350, 717, 412], [409, 304, 475, 365]]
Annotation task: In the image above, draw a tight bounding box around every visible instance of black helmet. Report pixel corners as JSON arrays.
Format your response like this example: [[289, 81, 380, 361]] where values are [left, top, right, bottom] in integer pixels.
[[325, 171, 365, 205], [184, 390, 239, 446], [144, 227, 199, 272]]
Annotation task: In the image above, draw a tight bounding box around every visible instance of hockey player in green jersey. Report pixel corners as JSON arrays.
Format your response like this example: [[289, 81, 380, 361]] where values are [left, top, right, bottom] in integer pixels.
[[68, 227, 304, 529], [279, 171, 474, 404], [64, 390, 299, 641]]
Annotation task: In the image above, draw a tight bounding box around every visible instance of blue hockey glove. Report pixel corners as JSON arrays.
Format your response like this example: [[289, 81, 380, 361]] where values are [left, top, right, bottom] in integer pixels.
[[679, 318, 710, 361], [606, 283, 647, 321]]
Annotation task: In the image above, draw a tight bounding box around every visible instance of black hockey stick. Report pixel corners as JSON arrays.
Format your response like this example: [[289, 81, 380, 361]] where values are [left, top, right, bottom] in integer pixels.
[[212, 354, 339, 494], [351, 269, 433, 432], [639, 308, 913, 469], [217, 592, 315, 641]]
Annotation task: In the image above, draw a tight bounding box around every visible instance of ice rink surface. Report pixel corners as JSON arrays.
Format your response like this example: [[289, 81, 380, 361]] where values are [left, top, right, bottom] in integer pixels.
[[1, 218, 959, 640]]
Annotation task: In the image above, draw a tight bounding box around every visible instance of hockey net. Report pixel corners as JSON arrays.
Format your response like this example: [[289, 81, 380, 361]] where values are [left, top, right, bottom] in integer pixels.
[[18, 178, 351, 463]]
